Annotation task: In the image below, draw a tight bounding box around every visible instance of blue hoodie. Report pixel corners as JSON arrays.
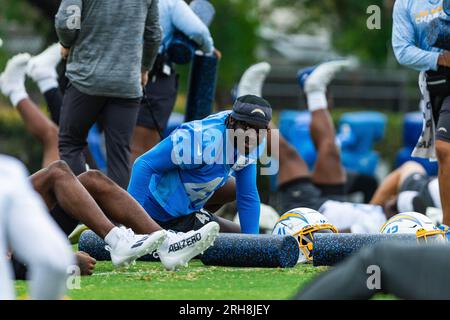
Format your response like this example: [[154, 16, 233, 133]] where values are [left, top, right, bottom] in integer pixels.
[[392, 0, 446, 71]]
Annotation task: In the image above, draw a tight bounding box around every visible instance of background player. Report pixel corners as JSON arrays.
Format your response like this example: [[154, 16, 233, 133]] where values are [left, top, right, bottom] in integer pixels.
[[0, 155, 74, 300], [131, 0, 221, 163], [128, 95, 272, 234]]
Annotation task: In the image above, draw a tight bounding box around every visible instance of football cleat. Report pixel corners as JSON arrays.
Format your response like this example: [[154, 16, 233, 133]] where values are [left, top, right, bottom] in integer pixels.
[[0, 53, 30, 104], [272, 208, 338, 264], [105, 227, 167, 268], [298, 58, 358, 94], [236, 62, 271, 98], [157, 222, 220, 271], [26, 43, 61, 83]]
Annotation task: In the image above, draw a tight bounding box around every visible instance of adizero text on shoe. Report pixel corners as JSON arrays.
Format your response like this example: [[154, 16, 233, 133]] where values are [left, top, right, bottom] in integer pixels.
[[158, 222, 220, 271], [106, 228, 167, 268]]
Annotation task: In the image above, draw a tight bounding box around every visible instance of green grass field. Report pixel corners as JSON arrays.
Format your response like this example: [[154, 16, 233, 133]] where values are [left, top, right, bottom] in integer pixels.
[[15, 260, 329, 300]]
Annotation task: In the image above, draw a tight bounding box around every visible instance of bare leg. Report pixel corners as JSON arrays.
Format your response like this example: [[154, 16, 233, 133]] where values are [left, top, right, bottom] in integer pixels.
[[77, 170, 162, 234], [204, 179, 237, 212], [16, 98, 59, 167], [436, 140, 450, 225], [267, 122, 311, 186], [30, 161, 115, 238], [370, 161, 425, 206], [309, 109, 346, 185], [130, 126, 161, 164], [215, 217, 241, 233]]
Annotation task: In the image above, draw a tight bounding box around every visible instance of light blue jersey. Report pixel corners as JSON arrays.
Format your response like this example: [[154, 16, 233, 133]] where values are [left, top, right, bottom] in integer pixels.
[[392, 0, 446, 71], [128, 111, 263, 234], [159, 0, 214, 54]]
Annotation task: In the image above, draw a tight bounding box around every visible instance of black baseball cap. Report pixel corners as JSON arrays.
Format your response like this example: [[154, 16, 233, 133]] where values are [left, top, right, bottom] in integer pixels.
[[231, 95, 272, 129]]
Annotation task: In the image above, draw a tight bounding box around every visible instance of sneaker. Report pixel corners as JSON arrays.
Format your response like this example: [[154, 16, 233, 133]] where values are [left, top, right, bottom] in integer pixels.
[[0, 53, 30, 99], [236, 62, 271, 98], [297, 66, 317, 91], [26, 43, 61, 83], [300, 58, 358, 94], [105, 227, 167, 268], [157, 222, 220, 271]]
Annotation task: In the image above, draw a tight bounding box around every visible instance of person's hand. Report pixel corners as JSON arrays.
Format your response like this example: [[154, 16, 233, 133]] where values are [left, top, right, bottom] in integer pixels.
[[61, 47, 70, 60], [214, 48, 222, 60], [438, 51, 450, 68], [141, 69, 149, 88], [76, 251, 96, 276]]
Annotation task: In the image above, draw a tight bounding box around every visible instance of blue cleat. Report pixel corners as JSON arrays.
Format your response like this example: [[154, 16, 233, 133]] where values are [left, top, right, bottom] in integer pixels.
[[297, 66, 317, 91]]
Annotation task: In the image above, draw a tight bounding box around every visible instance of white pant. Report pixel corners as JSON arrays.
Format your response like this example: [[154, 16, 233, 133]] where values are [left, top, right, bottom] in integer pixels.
[[0, 156, 75, 300]]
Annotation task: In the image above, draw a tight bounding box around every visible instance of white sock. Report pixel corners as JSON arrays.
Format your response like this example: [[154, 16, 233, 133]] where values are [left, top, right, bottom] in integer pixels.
[[306, 91, 328, 112], [9, 90, 29, 108], [104, 227, 121, 249], [36, 77, 58, 94]]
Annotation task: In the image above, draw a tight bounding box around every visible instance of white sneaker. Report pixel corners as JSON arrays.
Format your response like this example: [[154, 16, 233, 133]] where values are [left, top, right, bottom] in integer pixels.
[[304, 58, 359, 94], [26, 43, 61, 83], [105, 227, 167, 268], [237, 62, 271, 98], [157, 222, 220, 271], [0, 53, 30, 99]]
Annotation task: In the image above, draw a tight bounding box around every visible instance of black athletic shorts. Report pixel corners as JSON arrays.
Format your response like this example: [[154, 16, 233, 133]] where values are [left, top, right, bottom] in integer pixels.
[[435, 96, 450, 142], [154, 209, 219, 233], [426, 68, 450, 141], [49, 205, 79, 236], [137, 72, 179, 131], [277, 178, 346, 214], [399, 172, 437, 209]]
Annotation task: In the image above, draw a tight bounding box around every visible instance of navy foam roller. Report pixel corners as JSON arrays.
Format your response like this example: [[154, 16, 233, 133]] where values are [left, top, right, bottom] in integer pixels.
[[167, 32, 197, 65], [312, 233, 417, 267], [200, 234, 300, 268], [426, 18, 450, 51], [78, 230, 159, 262], [185, 53, 218, 122]]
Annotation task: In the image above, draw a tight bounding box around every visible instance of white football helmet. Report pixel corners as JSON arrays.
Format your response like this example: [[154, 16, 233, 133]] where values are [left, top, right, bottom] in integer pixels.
[[380, 212, 446, 243], [272, 208, 338, 264]]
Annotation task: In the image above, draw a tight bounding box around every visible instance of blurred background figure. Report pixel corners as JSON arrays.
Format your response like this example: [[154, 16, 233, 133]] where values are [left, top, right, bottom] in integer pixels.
[[55, 0, 161, 189], [131, 0, 221, 163], [392, 0, 450, 238], [295, 243, 450, 300], [0, 155, 74, 300]]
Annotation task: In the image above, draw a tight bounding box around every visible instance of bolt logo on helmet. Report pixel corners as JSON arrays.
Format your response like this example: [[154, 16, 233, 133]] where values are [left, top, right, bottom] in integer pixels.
[[380, 212, 446, 244], [272, 208, 338, 264]]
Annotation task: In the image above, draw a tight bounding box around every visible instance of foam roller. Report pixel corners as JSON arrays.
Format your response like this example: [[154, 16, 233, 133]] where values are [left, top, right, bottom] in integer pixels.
[[185, 53, 218, 122], [167, 32, 197, 65], [78, 230, 159, 262], [200, 234, 299, 268], [312, 233, 417, 267], [426, 18, 450, 51]]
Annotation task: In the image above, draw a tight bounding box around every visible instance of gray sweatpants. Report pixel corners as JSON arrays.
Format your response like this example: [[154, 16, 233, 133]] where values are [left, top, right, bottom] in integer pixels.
[[59, 84, 140, 189], [295, 243, 450, 300]]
